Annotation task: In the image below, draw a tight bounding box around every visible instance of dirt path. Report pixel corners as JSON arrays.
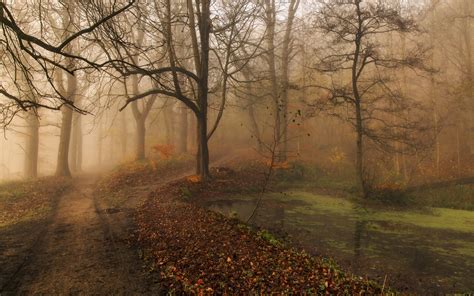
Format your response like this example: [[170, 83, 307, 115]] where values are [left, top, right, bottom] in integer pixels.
[[1, 176, 162, 295], [1, 155, 240, 295]]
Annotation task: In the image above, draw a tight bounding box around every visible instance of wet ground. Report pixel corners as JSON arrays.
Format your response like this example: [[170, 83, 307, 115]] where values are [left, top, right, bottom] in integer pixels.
[[204, 191, 474, 294]]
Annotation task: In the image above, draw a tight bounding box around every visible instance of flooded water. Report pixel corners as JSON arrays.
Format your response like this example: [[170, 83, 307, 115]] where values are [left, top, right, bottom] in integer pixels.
[[204, 191, 474, 294]]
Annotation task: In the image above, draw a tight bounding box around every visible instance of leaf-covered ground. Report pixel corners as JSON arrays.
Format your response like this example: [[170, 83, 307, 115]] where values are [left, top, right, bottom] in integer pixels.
[[135, 167, 384, 294], [95, 156, 194, 207], [0, 176, 73, 291], [0, 177, 72, 227]]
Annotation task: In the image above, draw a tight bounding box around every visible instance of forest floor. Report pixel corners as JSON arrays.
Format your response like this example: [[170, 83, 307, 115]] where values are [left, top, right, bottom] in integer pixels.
[[0, 175, 166, 295], [134, 166, 382, 294], [0, 157, 383, 294], [1, 155, 472, 294], [0, 156, 219, 295]]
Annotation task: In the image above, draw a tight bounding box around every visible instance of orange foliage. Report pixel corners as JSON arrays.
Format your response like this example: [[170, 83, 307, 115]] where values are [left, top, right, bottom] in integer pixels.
[[186, 175, 202, 183], [266, 161, 291, 169], [152, 144, 175, 159]]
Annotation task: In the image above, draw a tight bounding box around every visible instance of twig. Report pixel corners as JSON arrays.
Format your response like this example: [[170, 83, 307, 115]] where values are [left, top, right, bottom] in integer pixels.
[[381, 274, 388, 294], [246, 140, 277, 223]]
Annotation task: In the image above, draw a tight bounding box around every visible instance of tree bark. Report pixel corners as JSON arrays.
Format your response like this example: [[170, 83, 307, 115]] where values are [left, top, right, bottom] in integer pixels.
[[353, 1, 367, 197], [55, 1, 76, 177], [197, 0, 211, 179], [70, 110, 82, 172], [128, 22, 156, 161], [279, 0, 300, 161], [248, 102, 263, 153], [462, 0, 473, 156], [264, 0, 281, 159], [120, 109, 127, 157], [56, 105, 74, 177], [24, 109, 39, 179], [136, 117, 146, 161], [97, 121, 103, 166], [164, 102, 174, 145], [177, 103, 188, 154], [197, 115, 210, 177], [55, 69, 76, 177]]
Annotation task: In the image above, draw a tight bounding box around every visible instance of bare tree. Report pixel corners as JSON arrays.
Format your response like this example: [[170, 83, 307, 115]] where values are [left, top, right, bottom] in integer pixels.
[[315, 0, 432, 196], [0, 0, 136, 122], [107, 0, 262, 179]]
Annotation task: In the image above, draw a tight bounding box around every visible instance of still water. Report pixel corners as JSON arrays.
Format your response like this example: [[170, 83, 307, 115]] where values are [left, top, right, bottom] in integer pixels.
[[205, 191, 474, 294]]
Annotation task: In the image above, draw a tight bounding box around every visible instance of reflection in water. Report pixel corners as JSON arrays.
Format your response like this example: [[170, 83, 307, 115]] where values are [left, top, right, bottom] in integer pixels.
[[204, 197, 474, 294], [207, 200, 257, 221], [353, 220, 368, 261], [208, 200, 286, 232]]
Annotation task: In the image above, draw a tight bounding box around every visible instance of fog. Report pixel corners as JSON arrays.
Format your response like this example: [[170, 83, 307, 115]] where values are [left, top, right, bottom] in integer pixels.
[[0, 0, 472, 183], [0, 0, 473, 294]]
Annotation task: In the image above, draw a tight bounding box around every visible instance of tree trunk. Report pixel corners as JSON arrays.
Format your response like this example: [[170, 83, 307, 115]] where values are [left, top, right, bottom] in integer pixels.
[[24, 110, 39, 179], [97, 122, 103, 167], [279, 0, 300, 161], [195, 0, 211, 180], [136, 117, 146, 161], [197, 115, 210, 178], [352, 5, 367, 197], [248, 103, 263, 153], [457, 123, 462, 175], [462, 0, 473, 156], [242, 69, 263, 152], [77, 115, 83, 171], [264, 0, 281, 159], [55, 1, 76, 177], [355, 102, 366, 197], [120, 108, 127, 157], [56, 105, 74, 177], [70, 112, 82, 172], [55, 69, 76, 177], [164, 102, 174, 145], [129, 22, 155, 162], [70, 117, 77, 172], [177, 103, 188, 154], [433, 110, 440, 175]]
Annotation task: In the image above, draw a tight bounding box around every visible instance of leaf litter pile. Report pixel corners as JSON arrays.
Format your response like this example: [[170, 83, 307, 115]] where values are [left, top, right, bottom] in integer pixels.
[[135, 166, 383, 294]]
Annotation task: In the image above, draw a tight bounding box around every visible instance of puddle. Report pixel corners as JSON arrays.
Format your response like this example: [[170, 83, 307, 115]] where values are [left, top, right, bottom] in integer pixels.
[[204, 192, 474, 294]]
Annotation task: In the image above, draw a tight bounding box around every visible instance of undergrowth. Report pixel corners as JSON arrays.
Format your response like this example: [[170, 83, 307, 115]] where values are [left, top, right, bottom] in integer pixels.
[[273, 160, 474, 210]]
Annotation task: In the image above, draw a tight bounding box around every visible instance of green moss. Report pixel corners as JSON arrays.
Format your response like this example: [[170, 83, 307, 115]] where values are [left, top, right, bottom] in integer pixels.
[[451, 241, 474, 258], [271, 191, 355, 215], [369, 208, 474, 233], [265, 191, 474, 234], [180, 186, 193, 200], [324, 239, 353, 254], [257, 229, 282, 246]]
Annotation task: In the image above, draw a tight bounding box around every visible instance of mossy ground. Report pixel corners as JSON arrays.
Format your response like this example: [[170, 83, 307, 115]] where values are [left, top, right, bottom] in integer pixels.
[[208, 189, 474, 293]]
